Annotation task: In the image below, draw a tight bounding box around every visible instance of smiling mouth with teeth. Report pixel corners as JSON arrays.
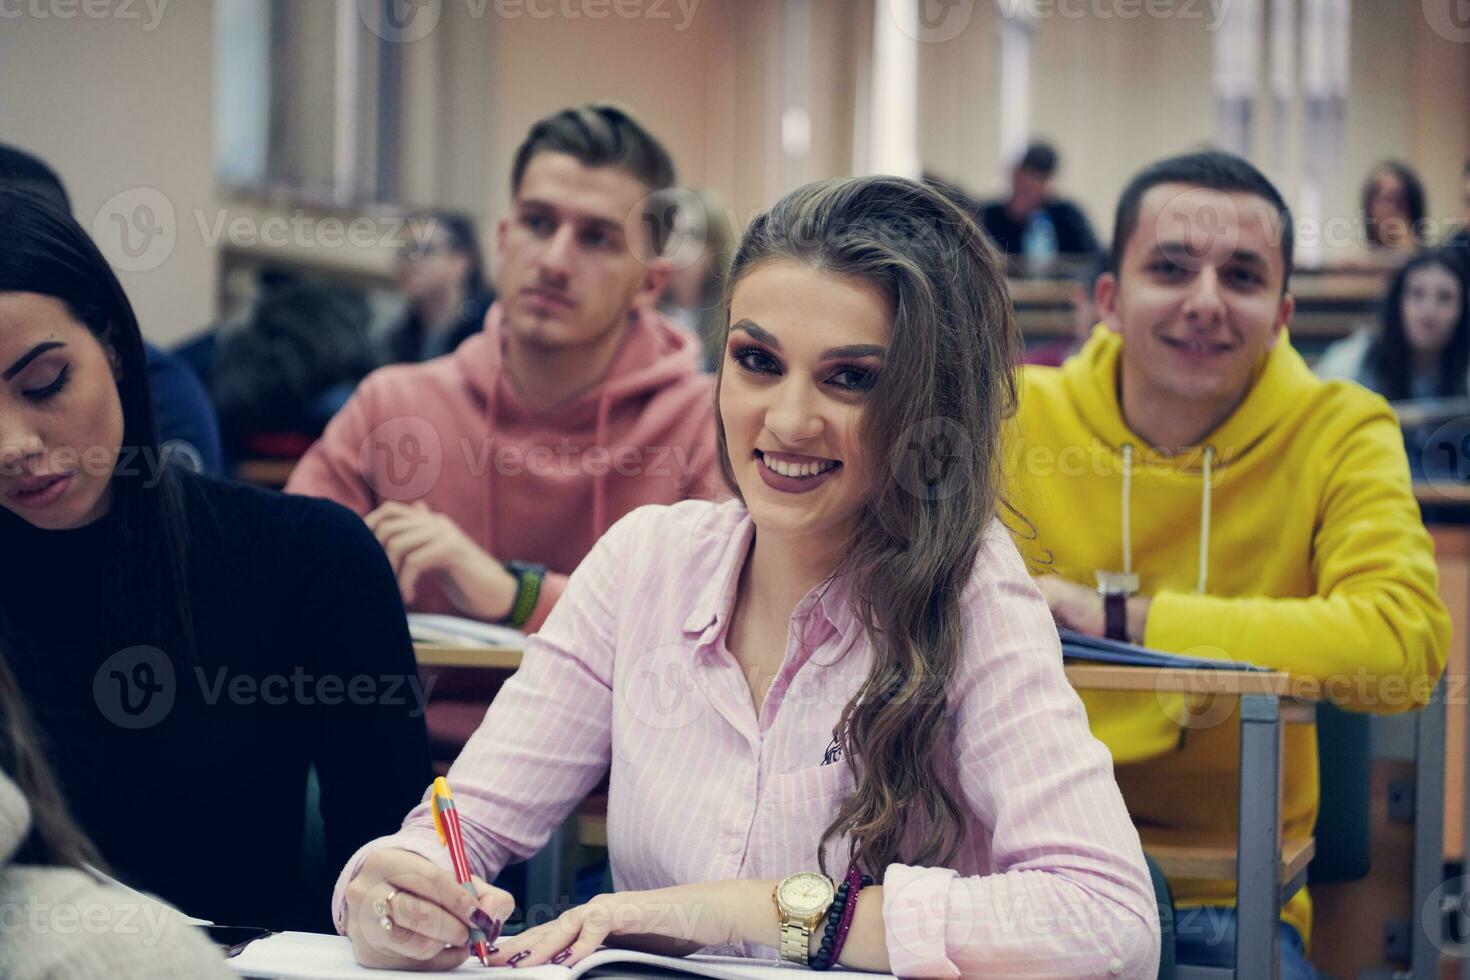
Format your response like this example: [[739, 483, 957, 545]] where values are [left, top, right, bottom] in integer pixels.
[[755, 450, 840, 478], [1163, 336, 1232, 354]]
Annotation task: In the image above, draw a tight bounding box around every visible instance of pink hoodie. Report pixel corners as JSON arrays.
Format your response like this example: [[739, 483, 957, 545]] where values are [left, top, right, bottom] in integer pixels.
[[287, 303, 721, 757]]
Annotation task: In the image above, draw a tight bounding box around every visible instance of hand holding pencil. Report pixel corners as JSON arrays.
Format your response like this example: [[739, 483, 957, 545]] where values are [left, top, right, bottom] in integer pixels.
[[343, 787, 514, 971]]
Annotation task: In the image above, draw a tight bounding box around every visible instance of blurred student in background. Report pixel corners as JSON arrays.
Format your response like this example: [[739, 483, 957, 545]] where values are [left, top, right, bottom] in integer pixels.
[[287, 103, 720, 767], [977, 141, 1102, 266], [1362, 160, 1428, 254], [0, 189, 430, 931], [1315, 249, 1470, 400], [1022, 256, 1107, 367], [657, 188, 733, 370], [0, 142, 224, 476], [383, 210, 495, 365], [1444, 159, 1470, 260]]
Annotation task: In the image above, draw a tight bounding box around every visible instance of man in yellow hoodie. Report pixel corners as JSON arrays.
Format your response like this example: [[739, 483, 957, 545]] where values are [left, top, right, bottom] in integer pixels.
[[1008, 151, 1450, 978]]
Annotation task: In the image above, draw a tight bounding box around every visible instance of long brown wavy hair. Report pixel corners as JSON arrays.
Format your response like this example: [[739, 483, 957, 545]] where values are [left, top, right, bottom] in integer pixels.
[[712, 176, 1019, 875]]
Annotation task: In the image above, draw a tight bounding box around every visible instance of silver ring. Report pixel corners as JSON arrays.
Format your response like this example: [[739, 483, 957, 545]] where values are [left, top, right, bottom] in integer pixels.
[[373, 889, 398, 933]]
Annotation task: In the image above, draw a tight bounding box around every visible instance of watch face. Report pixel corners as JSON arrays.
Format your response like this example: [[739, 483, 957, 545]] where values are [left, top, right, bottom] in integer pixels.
[[778, 873, 835, 916]]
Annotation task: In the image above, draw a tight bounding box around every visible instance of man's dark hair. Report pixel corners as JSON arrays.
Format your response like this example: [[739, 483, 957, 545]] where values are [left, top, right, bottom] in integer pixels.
[[0, 142, 71, 214], [510, 103, 676, 198], [1018, 142, 1058, 177], [509, 103, 677, 256], [1110, 150, 1294, 288]]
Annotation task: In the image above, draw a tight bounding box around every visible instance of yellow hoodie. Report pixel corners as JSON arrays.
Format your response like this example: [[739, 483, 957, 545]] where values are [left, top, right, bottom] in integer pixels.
[[1007, 326, 1450, 943]]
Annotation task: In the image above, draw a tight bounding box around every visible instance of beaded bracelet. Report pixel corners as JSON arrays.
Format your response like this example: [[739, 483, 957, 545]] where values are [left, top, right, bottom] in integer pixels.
[[811, 867, 872, 971]]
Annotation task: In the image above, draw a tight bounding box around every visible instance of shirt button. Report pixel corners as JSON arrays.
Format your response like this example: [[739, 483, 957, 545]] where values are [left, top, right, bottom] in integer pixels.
[[1108, 957, 1124, 975]]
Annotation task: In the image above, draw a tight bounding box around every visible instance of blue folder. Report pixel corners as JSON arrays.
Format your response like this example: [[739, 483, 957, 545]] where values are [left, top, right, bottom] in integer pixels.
[[1057, 628, 1265, 672]]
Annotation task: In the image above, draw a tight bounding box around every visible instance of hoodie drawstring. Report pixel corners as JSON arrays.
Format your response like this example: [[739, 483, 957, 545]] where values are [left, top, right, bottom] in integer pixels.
[[1197, 446, 1213, 594], [1120, 444, 1134, 575], [1119, 443, 1215, 594]]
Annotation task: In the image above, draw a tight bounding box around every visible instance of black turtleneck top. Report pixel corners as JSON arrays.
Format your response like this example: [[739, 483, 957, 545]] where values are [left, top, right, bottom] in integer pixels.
[[0, 473, 431, 932]]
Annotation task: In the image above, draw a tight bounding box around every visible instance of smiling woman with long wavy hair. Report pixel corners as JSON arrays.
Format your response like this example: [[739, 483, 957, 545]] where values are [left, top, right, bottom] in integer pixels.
[[338, 175, 1160, 978]]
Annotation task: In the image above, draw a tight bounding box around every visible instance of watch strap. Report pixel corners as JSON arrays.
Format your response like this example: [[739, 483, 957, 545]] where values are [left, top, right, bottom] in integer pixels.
[[499, 561, 545, 629], [779, 920, 813, 965], [1103, 591, 1129, 642]]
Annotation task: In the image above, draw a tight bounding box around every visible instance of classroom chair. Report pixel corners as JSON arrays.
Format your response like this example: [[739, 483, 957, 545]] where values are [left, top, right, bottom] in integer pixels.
[[1309, 702, 1372, 885], [1148, 853, 1177, 980]]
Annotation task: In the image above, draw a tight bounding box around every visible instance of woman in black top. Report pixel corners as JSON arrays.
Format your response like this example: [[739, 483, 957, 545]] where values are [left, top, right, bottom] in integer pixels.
[[0, 188, 431, 932]]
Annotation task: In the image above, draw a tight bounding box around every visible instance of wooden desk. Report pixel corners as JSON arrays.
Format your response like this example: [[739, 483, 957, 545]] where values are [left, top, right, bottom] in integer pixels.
[[234, 458, 298, 488], [413, 643, 523, 670], [414, 642, 1303, 977], [1417, 482, 1470, 507], [1009, 269, 1387, 340]]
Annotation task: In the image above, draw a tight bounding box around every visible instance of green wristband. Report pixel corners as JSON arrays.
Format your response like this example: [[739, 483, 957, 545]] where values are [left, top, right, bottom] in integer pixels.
[[501, 561, 545, 629]]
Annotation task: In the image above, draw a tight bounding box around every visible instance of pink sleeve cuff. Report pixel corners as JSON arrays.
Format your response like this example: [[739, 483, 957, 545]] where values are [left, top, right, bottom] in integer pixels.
[[882, 864, 961, 979], [330, 826, 456, 935]]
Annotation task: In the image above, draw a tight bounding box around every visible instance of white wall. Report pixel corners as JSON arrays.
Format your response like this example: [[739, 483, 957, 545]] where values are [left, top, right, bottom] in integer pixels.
[[2, 0, 1464, 352], [0, 0, 217, 345]]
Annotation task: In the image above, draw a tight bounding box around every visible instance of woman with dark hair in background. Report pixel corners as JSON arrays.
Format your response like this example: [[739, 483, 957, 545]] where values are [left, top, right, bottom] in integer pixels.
[[1316, 249, 1470, 400], [0, 653, 232, 977], [383, 210, 494, 364], [335, 176, 1158, 976], [1362, 160, 1428, 253], [0, 187, 431, 932]]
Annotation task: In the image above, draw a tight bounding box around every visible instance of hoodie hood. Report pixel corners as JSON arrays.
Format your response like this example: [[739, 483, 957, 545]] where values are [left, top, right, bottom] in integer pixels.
[[1060, 323, 1320, 473], [1053, 325, 1318, 593], [452, 301, 708, 541], [453, 302, 703, 423]]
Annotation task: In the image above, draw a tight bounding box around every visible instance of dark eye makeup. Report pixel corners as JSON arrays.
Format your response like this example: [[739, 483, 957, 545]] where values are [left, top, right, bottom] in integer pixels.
[[22, 364, 70, 402], [729, 344, 879, 392]]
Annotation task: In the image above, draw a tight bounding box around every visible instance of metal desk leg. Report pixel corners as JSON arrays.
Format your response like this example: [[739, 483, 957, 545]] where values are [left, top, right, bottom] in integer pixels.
[[1413, 679, 1447, 979], [1458, 667, 1470, 980], [524, 820, 569, 926], [1236, 693, 1283, 980]]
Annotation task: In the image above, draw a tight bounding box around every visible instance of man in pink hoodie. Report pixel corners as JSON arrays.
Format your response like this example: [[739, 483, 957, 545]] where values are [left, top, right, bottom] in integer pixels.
[[287, 104, 719, 758]]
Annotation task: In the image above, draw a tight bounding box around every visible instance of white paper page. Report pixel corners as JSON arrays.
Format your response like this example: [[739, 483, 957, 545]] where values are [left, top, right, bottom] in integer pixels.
[[227, 931, 567, 978], [408, 613, 527, 650], [573, 948, 882, 978], [228, 933, 887, 980]]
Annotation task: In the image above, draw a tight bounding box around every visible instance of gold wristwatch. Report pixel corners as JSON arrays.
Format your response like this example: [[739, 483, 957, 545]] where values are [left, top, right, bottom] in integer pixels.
[[773, 872, 836, 966]]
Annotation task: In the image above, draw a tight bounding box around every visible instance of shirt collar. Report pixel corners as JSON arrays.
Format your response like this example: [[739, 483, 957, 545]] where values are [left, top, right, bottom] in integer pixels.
[[679, 506, 857, 646]]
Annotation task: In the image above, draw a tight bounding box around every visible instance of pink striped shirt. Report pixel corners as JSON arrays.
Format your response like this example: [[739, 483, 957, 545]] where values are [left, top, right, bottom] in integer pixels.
[[334, 499, 1159, 978]]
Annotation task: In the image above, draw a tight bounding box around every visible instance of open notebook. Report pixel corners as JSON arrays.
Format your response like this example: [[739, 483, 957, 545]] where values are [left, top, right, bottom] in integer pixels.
[[407, 613, 526, 650], [229, 931, 888, 979]]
